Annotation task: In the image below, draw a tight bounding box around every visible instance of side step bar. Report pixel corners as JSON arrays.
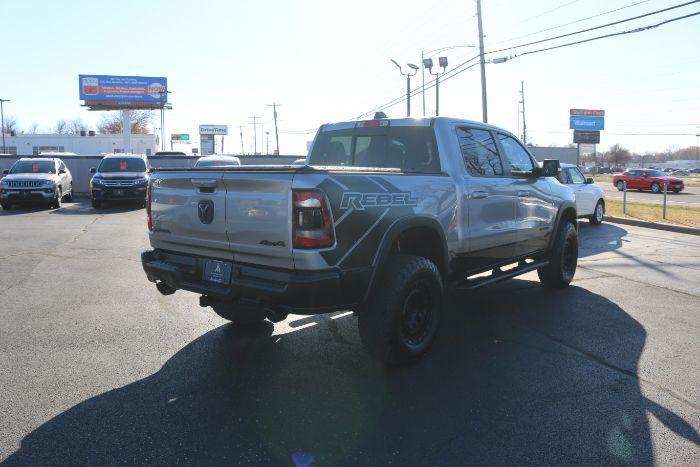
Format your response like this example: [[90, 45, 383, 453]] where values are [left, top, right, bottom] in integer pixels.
[[454, 260, 548, 291]]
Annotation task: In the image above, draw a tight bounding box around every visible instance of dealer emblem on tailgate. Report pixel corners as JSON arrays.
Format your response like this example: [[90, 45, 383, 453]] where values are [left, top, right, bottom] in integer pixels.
[[198, 200, 215, 224]]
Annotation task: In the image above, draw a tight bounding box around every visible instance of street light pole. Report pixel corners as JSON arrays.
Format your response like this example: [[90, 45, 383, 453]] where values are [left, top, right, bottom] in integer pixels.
[[0, 98, 9, 154], [476, 0, 488, 123], [424, 57, 448, 116], [421, 51, 426, 117], [421, 45, 476, 117], [391, 59, 419, 117]]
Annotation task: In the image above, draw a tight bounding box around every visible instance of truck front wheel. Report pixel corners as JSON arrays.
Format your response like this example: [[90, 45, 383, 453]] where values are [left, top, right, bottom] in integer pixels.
[[538, 221, 578, 288], [211, 300, 267, 325], [358, 254, 443, 365]]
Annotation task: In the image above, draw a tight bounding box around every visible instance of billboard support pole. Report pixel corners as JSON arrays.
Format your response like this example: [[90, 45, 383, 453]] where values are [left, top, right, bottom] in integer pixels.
[[122, 110, 131, 154]]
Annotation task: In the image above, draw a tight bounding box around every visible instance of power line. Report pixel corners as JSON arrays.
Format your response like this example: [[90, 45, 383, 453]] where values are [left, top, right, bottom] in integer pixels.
[[356, 7, 700, 121], [487, 0, 700, 56], [503, 11, 700, 63], [511, 0, 584, 26], [487, 0, 652, 47]]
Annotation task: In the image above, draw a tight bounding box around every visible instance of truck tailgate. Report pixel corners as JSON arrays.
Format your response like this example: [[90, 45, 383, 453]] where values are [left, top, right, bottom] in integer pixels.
[[150, 172, 232, 260], [149, 169, 295, 269]]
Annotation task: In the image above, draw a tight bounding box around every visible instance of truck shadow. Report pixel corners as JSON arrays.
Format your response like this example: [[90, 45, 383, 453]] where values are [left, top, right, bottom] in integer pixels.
[[578, 222, 628, 258], [47, 197, 143, 215], [4, 281, 697, 465]]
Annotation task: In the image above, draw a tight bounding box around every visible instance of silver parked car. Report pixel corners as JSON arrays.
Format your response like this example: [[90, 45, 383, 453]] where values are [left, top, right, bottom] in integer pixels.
[[1, 158, 73, 210], [193, 155, 242, 168]]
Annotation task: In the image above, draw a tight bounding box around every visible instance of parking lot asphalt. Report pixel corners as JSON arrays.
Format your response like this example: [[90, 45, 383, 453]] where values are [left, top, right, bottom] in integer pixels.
[[601, 182, 700, 207], [1, 199, 698, 465]]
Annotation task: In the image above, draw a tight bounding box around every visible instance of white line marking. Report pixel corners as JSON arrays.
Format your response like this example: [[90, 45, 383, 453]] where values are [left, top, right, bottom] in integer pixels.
[[368, 176, 389, 192], [330, 311, 354, 320], [329, 177, 349, 191]]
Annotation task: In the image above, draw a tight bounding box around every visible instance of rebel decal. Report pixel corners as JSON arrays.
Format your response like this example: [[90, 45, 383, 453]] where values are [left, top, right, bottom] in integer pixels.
[[339, 192, 418, 211]]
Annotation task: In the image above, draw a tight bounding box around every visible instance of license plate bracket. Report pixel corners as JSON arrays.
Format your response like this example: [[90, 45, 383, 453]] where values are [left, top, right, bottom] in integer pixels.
[[203, 259, 232, 284]]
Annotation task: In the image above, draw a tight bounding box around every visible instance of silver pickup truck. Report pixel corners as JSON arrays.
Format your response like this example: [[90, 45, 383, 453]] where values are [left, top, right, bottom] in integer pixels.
[[142, 117, 577, 363]]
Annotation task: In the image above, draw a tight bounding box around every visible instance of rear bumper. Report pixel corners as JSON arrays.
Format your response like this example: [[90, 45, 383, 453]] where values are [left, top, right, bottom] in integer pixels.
[[141, 249, 369, 314]]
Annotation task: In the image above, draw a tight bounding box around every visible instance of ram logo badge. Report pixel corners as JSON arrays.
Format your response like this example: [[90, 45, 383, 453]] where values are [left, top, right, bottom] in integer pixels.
[[197, 200, 215, 224], [340, 192, 418, 211]]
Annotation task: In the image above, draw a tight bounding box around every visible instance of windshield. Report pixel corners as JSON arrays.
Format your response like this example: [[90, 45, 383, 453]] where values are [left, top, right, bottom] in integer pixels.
[[308, 126, 440, 173], [98, 158, 147, 173], [194, 158, 240, 168], [10, 161, 55, 174]]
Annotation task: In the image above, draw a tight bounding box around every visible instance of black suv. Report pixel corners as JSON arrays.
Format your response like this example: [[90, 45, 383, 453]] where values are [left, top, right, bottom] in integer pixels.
[[90, 154, 150, 208]]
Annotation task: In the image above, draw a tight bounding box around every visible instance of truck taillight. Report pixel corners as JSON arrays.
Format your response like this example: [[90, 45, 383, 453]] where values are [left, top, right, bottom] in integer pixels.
[[292, 190, 334, 249], [146, 184, 153, 231]]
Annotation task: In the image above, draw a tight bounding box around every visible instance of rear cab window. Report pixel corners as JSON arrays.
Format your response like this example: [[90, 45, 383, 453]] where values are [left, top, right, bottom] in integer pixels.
[[308, 126, 440, 173]]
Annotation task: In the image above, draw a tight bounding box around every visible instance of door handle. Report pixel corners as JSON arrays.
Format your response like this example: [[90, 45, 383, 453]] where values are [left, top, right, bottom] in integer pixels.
[[517, 190, 530, 197], [471, 191, 489, 199], [191, 179, 218, 188]]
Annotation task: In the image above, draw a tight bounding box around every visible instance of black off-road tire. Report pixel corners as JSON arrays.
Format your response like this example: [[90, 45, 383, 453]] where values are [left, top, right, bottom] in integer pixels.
[[211, 301, 267, 326], [357, 254, 443, 365], [588, 200, 604, 225], [538, 221, 578, 289], [91, 198, 101, 209], [65, 188, 73, 202]]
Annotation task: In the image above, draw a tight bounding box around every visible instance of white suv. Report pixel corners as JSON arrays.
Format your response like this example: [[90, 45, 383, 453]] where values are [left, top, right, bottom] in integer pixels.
[[558, 163, 605, 225]]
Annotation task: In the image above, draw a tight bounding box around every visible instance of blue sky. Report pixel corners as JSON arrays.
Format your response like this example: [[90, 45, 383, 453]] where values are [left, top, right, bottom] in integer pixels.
[[1, 0, 699, 155]]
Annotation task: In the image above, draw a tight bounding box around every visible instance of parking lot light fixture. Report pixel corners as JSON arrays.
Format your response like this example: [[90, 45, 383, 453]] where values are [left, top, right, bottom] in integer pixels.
[[390, 59, 419, 117], [426, 57, 448, 116]]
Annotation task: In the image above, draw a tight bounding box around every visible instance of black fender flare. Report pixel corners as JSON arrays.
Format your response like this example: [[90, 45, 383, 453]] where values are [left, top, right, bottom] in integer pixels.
[[361, 216, 449, 304], [547, 200, 578, 253]]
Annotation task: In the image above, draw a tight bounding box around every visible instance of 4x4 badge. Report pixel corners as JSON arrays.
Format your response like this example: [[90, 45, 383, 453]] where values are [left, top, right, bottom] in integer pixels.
[[198, 200, 214, 224]]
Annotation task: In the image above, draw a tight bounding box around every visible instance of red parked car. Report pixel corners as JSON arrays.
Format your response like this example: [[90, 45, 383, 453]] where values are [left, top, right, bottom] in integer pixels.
[[613, 169, 684, 193]]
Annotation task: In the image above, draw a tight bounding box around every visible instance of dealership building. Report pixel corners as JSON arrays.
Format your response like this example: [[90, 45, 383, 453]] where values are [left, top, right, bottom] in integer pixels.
[[0, 133, 157, 156]]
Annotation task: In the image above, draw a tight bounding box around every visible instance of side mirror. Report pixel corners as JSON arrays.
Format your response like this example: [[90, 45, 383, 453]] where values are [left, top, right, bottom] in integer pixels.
[[59, 168, 66, 174], [541, 159, 560, 177], [585, 177, 594, 184], [2, 169, 8, 175], [90, 167, 96, 174]]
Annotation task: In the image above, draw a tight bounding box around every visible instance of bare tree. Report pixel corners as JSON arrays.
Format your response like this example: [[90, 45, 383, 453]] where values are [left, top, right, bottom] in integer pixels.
[[97, 111, 153, 134], [67, 118, 88, 134], [27, 122, 40, 134], [2, 115, 19, 134], [54, 119, 69, 134], [605, 143, 632, 166]]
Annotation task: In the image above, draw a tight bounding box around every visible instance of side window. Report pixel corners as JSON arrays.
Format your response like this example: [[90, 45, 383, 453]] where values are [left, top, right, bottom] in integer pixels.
[[558, 168, 572, 184], [497, 134, 535, 176], [569, 167, 585, 184], [456, 127, 503, 176]]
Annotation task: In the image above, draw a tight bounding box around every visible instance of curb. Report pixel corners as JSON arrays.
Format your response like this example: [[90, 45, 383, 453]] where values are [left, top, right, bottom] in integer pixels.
[[603, 215, 700, 236]]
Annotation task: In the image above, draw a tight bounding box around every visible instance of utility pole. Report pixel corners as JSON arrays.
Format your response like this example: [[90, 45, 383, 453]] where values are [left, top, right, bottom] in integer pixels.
[[238, 125, 245, 155], [421, 51, 426, 116], [267, 103, 281, 155], [476, 0, 488, 123], [249, 116, 261, 155], [519, 81, 527, 144], [0, 98, 9, 154]]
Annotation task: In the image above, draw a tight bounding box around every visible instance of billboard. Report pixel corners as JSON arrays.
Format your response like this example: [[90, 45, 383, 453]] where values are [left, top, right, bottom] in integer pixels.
[[171, 134, 190, 141], [199, 125, 228, 135], [573, 130, 600, 144], [570, 116, 605, 131], [79, 75, 167, 104], [200, 134, 215, 155]]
